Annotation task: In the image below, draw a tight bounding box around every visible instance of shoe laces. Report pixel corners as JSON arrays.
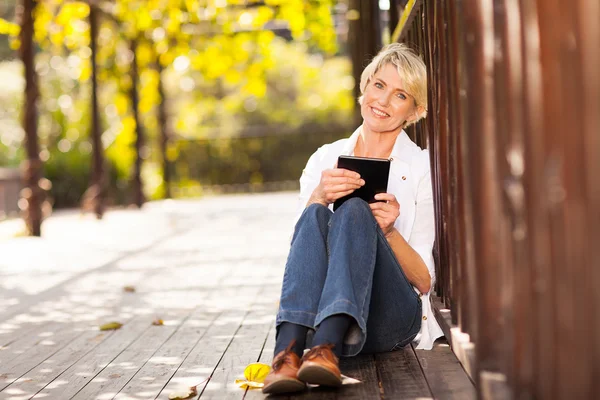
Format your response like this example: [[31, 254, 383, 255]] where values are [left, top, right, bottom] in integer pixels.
[[272, 339, 297, 372], [303, 343, 338, 363]]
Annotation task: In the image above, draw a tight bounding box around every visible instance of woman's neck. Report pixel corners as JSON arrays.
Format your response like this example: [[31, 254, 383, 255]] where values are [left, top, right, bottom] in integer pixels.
[[354, 125, 401, 159]]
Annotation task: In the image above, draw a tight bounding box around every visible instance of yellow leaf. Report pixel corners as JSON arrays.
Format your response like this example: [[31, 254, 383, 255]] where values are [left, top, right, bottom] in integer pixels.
[[244, 362, 270, 382], [0, 18, 20, 36], [168, 386, 197, 400], [9, 38, 20, 50], [234, 363, 271, 390], [123, 285, 136, 292], [152, 318, 164, 326], [234, 379, 264, 389], [99, 322, 123, 331]]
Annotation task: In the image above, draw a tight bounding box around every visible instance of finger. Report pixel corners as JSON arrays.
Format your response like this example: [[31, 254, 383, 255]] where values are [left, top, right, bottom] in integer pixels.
[[332, 176, 365, 186], [369, 202, 391, 211], [329, 168, 361, 180], [330, 189, 356, 200], [371, 210, 387, 219], [374, 193, 397, 203], [328, 183, 362, 193]]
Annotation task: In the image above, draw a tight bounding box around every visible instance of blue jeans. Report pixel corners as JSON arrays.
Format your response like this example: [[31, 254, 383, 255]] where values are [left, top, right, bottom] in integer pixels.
[[276, 198, 422, 356]]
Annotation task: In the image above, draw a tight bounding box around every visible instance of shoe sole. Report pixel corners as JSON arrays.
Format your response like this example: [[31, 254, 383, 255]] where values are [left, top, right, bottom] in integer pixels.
[[297, 364, 343, 387], [262, 377, 306, 394]]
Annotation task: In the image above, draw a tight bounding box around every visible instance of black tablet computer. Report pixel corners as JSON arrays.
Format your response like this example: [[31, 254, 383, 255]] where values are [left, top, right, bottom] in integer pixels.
[[333, 155, 391, 211]]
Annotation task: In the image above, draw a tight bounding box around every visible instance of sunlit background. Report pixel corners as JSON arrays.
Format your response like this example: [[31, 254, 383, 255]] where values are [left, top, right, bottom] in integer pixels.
[[0, 0, 397, 214]]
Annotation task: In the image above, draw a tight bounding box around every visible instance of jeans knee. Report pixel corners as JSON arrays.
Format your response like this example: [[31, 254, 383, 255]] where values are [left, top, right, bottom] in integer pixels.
[[301, 203, 332, 226], [306, 202, 330, 216], [334, 198, 372, 221]]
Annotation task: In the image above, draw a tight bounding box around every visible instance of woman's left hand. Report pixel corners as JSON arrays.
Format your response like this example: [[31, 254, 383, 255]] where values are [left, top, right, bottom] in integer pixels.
[[369, 193, 400, 237]]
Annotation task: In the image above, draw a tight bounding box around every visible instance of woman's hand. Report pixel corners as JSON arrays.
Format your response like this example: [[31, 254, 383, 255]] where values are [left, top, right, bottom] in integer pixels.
[[309, 168, 365, 206], [370, 193, 400, 237]]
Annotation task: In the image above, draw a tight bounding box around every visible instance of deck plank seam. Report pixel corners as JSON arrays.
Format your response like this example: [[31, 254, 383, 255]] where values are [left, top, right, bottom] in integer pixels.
[[151, 310, 224, 400], [0, 326, 91, 392], [66, 315, 161, 399], [197, 284, 272, 399], [99, 309, 199, 400], [410, 343, 435, 397]]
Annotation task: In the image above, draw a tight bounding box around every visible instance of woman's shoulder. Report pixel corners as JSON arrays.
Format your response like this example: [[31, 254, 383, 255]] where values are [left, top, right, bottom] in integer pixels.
[[308, 137, 350, 164]]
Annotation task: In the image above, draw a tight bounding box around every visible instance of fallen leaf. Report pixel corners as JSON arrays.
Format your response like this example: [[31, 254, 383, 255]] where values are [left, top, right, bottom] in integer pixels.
[[235, 362, 271, 390], [99, 322, 122, 331], [244, 363, 270, 382], [168, 386, 197, 399], [234, 379, 264, 389], [152, 318, 164, 326], [123, 286, 136, 292]]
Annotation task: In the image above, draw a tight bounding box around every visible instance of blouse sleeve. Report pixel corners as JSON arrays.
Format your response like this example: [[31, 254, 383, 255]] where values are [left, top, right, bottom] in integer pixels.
[[294, 146, 326, 226], [408, 149, 437, 289]]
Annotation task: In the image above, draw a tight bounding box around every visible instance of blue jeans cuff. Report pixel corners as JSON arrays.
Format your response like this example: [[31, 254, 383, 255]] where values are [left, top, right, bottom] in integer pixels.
[[276, 309, 317, 330], [314, 299, 367, 357]]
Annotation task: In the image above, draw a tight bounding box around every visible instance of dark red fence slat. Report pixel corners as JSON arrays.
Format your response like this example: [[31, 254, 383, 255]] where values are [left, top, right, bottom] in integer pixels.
[[394, 0, 599, 398]]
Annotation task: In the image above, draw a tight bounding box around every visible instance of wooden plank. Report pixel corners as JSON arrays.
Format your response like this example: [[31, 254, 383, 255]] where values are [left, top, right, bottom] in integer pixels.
[[156, 286, 263, 399], [199, 288, 278, 400], [112, 309, 221, 400], [0, 328, 115, 400], [286, 355, 380, 400], [335, 355, 380, 400], [0, 323, 86, 392], [0, 321, 80, 369], [243, 322, 277, 400], [71, 310, 191, 399], [112, 272, 262, 400], [31, 314, 154, 399], [375, 346, 432, 398], [413, 341, 476, 399]]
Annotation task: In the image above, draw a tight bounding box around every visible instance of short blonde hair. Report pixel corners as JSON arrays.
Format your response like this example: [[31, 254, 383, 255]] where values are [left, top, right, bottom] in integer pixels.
[[359, 43, 428, 127]]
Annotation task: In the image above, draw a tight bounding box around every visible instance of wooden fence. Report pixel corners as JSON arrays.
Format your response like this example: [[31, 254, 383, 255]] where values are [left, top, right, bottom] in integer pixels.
[[391, 0, 599, 398]]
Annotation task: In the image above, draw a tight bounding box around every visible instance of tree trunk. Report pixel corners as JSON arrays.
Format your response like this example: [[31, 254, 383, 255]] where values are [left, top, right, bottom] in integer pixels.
[[129, 38, 145, 207], [81, 4, 105, 218], [389, 0, 400, 36], [18, 0, 43, 236], [348, 0, 382, 124], [156, 62, 171, 199]]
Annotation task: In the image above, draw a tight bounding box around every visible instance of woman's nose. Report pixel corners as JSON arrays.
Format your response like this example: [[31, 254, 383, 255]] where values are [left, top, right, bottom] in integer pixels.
[[377, 92, 391, 106]]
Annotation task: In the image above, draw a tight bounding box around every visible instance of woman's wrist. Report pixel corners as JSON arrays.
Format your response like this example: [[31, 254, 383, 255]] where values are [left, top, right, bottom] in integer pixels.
[[384, 227, 398, 240], [308, 192, 328, 207]]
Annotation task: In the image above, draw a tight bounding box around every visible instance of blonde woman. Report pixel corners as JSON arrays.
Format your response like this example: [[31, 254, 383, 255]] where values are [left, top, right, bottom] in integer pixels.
[[263, 43, 443, 394]]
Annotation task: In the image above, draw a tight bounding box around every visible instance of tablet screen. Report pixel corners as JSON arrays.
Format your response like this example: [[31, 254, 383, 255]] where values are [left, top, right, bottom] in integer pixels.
[[333, 155, 391, 211]]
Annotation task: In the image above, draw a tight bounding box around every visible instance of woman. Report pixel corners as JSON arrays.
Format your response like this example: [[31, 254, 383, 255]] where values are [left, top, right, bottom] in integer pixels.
[[262, 43, 444, 394]]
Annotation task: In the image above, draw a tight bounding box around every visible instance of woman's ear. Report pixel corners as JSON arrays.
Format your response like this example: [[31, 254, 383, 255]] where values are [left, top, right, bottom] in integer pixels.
[[410, 105, 427, 122]]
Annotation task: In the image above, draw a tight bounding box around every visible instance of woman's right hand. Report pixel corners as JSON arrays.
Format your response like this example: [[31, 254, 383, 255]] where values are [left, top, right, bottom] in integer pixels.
[[309, 168, 365, 206]]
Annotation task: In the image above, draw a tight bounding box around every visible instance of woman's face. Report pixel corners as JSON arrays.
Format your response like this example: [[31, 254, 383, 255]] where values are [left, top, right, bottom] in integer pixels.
[[360, 63, 418, 135]]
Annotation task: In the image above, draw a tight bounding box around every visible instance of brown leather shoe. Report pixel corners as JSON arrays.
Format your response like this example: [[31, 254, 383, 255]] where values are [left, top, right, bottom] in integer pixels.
[[262, 341, 306, 394], [297, 343, 342, 387]]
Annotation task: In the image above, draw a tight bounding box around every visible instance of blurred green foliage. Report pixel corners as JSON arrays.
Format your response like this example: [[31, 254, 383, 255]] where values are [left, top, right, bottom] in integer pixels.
[[0, 0, 355, 207]]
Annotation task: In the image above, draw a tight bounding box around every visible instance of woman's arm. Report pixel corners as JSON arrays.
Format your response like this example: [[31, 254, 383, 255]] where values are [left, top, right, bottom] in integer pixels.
[[384, 228, 431, 294], [370, 150, 436, 294], [370, 193, 432, 294]]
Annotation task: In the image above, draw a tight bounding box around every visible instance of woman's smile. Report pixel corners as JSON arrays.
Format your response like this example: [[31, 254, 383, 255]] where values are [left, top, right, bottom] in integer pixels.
[[370, 106, 390, 118]]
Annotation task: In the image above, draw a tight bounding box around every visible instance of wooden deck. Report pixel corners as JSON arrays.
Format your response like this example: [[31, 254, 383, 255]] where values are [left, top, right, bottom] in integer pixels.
[[0, 193, 475, 399]]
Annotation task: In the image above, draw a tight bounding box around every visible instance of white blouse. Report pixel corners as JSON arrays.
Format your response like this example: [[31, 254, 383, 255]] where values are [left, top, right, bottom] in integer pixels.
[[294, 126, 444, 350]]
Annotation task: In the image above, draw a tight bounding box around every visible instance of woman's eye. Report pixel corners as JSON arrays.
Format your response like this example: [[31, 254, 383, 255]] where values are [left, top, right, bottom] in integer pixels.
[[396, 93, 407, 100], [374, 82, 383, 89]]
